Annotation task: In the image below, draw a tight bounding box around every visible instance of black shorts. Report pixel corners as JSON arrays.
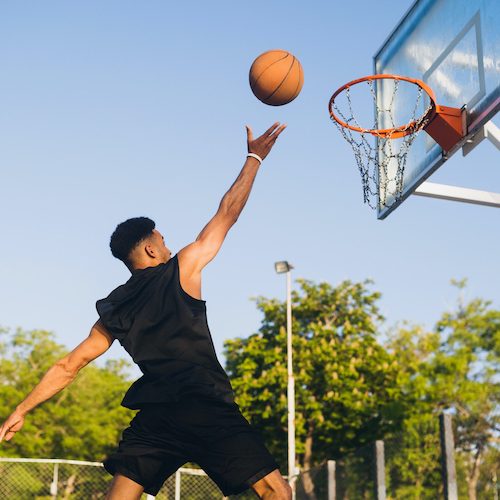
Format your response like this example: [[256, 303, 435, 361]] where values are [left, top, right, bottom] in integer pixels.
[[103, 398, 279, 496]]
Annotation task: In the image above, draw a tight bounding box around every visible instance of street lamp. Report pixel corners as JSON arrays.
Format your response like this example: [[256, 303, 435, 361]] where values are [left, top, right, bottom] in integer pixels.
[[274, 261, 296, 491]]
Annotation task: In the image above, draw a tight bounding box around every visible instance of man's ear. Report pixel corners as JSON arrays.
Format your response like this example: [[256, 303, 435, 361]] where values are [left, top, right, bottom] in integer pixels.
[[144, 243, 156, 258]]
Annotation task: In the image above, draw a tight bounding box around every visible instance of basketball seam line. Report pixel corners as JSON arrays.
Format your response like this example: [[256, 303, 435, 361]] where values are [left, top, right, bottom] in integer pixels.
[[290, 59, 303, 101], [263, 56, 297, 104], [250, 52, 290, 90]]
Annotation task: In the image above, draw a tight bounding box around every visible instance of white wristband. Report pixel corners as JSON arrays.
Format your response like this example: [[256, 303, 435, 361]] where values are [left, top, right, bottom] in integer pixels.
[[247, 153, 263, 165]]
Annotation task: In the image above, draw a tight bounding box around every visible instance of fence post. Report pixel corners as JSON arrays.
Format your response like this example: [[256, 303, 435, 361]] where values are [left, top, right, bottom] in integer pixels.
[[327, 460, 336, 500], [440, 413, 458, 500], [374, 440, 386, 500], [175, 469, 181, 500], [50, 462, 58, 498]]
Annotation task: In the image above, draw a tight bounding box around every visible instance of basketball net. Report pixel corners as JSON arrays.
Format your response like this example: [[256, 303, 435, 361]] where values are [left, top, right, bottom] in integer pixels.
[[330, 78, 433, 209]]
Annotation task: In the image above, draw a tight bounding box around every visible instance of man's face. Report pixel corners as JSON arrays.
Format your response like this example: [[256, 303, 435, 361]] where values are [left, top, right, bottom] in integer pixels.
[[152, 229, 172, 263]]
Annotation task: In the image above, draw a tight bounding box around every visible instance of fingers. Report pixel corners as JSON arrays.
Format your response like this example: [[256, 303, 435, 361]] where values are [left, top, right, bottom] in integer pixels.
[[262, 124, 287, 147], [266, 122, 287, 140], [245, 125, 254, 143], [249, 122, 286, 142], [269, 123, 287, 141], [0, 416, 22, 442], [5, 431, 16, 441], [0, 423, 9, 442], [264, 122, 281, 136], [246, 122, 287, 161]]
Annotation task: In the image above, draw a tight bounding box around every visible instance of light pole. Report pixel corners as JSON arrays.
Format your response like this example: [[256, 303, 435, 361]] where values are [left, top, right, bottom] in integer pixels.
[[274, 261, 296, 492]]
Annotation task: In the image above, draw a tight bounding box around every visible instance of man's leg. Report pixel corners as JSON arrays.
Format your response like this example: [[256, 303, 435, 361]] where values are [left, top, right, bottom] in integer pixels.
[[251, 469, 292, 499], [105, 473, 145, 500]]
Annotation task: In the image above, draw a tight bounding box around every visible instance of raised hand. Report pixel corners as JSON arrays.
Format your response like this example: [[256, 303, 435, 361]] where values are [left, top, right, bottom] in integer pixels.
[[0, 410, 25, 442], [246, 122, 287, 162]]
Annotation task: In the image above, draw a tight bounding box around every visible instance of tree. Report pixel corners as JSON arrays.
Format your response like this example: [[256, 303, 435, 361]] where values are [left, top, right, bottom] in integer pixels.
[[0, 328, 134, 461], [385, 325, 444, 499], [433, 281, 500, 500], [386, 281, 500, 500], [224, 279, 404, 484]]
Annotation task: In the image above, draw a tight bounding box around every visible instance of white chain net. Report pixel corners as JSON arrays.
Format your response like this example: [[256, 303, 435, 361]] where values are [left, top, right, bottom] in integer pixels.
[[331, 79, 433, 209]]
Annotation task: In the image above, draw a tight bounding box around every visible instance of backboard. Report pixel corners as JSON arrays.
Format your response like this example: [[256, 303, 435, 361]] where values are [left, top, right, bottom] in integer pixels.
[[374, 0, 500, 218]]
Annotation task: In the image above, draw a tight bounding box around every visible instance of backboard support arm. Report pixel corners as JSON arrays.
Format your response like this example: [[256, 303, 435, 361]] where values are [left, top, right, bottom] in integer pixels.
[[462, 120, 500, 156], [413, 120, 500, 208], [414, 182, 500, 208]]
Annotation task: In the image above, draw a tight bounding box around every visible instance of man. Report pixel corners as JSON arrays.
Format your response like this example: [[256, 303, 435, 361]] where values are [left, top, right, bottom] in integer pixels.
[[0, 123, 291, 499]]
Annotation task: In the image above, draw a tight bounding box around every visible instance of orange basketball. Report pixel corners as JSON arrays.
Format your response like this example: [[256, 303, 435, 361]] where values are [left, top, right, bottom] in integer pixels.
[[249, 49, 304, 106]]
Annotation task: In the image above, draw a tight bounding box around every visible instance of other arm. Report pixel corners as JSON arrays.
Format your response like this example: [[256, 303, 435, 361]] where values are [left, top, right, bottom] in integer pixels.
[[178, 122, 286, 296], [0, 320, 114, 442]]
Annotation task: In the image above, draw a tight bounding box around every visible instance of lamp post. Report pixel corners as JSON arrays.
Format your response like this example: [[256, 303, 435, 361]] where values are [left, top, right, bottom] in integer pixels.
[[274, 261, 296, 492]]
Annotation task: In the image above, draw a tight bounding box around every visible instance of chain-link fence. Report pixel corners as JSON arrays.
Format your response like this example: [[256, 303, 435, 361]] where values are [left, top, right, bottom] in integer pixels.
[[0, 458, 256, 499], [294, 461, 331, 500], [333, 443, 377, 500], [293, 413, 499, 500], [0, 459, 107, 499], [3, 412, 498, 500], [384, 426, 442, 499]]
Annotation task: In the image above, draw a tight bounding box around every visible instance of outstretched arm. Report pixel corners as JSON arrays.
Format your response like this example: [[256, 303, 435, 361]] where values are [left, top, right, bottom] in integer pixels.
[[0, 321, 114, 442], [178, 122, 286, 296]]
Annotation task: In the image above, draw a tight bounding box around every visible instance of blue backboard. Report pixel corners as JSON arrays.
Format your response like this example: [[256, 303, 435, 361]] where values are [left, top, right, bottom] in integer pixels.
[[374, 0, 499, 218]]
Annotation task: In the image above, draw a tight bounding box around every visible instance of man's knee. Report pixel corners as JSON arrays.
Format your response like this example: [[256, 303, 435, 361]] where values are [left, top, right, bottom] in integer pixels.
[[106, 474, 144, 500], [252, 470, 292, 499], [277, 481, 292, 499], [267, 481, 292, 499]]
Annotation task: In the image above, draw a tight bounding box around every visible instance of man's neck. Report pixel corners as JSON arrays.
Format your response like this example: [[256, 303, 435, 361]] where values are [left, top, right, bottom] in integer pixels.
[[130, 256, 171, 273]]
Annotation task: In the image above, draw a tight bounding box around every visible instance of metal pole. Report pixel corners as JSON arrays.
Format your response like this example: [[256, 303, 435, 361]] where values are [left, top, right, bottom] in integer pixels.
[[440, 413, 458, 500], [374, 440, 386, 500], [174, 469, 181, 500], [327, 460, 336, 500], [50, 462, 58, 498], [414, 182, 500, 208], [492, 470, 498, 500], [286, 269, 296, 496]]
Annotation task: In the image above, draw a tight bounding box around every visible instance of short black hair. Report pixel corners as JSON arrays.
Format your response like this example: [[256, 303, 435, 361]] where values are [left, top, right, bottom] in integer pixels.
[[110, 217, 156, 264]]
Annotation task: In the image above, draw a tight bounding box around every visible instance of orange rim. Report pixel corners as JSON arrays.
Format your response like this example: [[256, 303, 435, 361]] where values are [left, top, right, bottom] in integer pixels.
[[329, 74, 437, 139]]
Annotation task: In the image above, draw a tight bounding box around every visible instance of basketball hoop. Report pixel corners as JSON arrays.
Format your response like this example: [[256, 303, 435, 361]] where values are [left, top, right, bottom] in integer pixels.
[[329, 74, 465, 209]]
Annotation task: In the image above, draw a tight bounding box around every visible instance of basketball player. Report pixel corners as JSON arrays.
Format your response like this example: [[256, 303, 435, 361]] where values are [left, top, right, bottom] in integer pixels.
[[0, 123, 290, 499]]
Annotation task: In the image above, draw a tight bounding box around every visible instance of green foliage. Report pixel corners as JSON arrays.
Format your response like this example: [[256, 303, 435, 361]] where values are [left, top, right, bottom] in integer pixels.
[[225, 279, 404, 468], [225, 278, 499, 499], [2, 278, 498, 499], [0, 462, 48, 498], [0, 328, 134, 461], [434, 286, 499, 499], [384, 325, 443, 499], [386, 282, 500, 500]]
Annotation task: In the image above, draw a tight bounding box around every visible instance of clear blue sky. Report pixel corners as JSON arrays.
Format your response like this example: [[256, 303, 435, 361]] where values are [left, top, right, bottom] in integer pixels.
[[1, 1, 499, 376]]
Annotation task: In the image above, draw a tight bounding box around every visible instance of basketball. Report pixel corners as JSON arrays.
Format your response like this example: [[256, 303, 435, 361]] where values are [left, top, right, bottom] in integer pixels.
[[249, 49, 304, 106]]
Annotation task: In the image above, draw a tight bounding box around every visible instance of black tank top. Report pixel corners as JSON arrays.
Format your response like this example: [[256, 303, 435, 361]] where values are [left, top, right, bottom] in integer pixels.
[[96, 255, 234, 409]]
